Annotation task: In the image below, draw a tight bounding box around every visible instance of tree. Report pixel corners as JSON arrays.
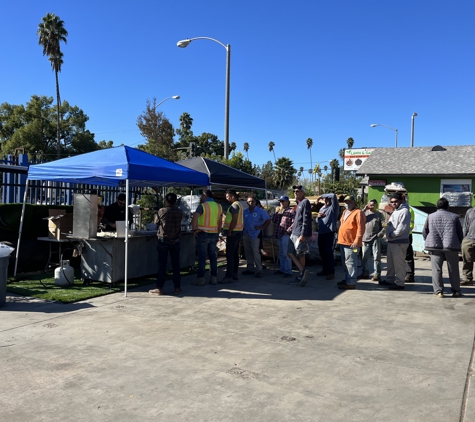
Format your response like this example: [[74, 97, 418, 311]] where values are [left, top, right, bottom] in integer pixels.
[[324, 165, 328, 173], [306, 137, 313, 182], [274, 157, 296, 189], [268, 141, 276, 163], [243, 142, 250, 159], [258, 160, 276, 189], [224, 151, 254, 175], [37, 13, 68, 159], [346, 137, 355, 149], [195, 132, 224, 157], [339, 147, 346, 165], [136, 98, 176, 161], [229, 142, 237, 153], [0, 95, 100, 157], [330, 158, 339, 183]]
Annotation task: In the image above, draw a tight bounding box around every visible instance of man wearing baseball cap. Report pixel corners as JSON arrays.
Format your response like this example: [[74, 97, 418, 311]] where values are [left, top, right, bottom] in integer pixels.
[[271, 195, 295, 278], [337, 195, 366, 289], [288, 185, 312, 286]]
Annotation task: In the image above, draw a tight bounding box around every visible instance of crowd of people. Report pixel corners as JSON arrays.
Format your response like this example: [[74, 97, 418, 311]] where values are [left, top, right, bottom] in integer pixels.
[[143, 187, 475, 297]]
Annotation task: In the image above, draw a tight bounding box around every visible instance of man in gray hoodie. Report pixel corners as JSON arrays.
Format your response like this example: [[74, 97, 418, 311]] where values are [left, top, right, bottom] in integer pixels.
[[422, 197, 463, 297], [380, 193, 411, 290]]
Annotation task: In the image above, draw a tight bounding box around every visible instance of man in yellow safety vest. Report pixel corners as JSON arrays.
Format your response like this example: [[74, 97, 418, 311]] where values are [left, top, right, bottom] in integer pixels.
[[191, 189, 223, 286], [220, 189, 244, 284]]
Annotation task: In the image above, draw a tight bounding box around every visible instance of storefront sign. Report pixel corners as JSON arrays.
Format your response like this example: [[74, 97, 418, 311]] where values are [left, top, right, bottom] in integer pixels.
[[368, 179, 386, 187], [343, 149, 375, 171]]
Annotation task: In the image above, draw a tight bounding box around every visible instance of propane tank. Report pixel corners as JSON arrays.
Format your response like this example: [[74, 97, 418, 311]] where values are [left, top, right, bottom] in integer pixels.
[[54, 260, 75, 286]]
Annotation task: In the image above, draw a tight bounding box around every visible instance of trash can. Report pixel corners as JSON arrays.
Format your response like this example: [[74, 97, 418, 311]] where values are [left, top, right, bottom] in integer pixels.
[[0, 256, 9, 307]]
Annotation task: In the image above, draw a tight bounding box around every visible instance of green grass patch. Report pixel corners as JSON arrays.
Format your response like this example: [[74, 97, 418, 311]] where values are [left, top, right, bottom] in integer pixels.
[[7, 261, 226, 304]]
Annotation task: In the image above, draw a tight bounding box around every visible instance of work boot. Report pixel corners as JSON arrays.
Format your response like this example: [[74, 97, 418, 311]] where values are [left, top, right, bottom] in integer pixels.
[[405, 275, 415, 283], [192, 277, 205, 286], [218, 277, 233, 284], [210, 276, 218, 285]]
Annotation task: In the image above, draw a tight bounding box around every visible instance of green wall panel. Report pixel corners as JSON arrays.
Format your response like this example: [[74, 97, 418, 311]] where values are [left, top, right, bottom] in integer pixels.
[[367, 176, 475, 207]]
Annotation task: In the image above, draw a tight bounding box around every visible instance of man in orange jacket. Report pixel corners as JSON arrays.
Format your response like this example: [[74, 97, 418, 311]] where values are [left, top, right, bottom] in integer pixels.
[[337, 195, 366, 290]]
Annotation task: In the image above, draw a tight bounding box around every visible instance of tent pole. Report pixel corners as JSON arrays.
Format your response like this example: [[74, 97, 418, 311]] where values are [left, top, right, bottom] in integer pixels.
[[124, 179, 129, 297], [14, 179, 29, 277]]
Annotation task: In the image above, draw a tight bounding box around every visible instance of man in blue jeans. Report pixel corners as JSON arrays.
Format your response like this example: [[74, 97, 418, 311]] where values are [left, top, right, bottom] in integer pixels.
[[149, 193, 183, 296], [271, 195, 295, 278], [360, 199, 384, 281], [316, 193, 339, 280], [191, 189, 223, 286]]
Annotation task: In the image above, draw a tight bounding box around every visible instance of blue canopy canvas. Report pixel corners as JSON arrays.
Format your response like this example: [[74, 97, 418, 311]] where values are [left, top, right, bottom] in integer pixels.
[[27, 146, 209, 187]]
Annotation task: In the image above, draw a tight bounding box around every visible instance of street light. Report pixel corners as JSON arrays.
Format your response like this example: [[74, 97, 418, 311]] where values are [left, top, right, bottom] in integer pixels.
[[410, 112, 418, 147], [153, 95, 180, 109], [177, 36, 231, 159], [370, 123, 398, 148]]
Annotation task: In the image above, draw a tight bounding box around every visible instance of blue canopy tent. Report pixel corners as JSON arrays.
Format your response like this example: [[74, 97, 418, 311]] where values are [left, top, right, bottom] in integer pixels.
[[15, 146, 210, 295]]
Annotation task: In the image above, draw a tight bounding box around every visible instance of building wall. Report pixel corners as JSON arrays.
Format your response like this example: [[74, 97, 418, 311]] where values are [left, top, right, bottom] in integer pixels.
[[367, 176, 475, 207]]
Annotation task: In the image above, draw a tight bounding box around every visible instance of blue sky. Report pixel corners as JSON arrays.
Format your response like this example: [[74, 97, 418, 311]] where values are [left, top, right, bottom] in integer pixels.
[[2, 0, 474, 172]]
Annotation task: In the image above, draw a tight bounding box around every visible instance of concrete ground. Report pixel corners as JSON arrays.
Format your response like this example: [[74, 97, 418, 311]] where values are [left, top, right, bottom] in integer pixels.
[[1, 255, 475, 422]]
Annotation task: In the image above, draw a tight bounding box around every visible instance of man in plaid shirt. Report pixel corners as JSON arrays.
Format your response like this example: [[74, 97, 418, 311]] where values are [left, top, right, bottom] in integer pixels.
[[271, 195, 295, 278]]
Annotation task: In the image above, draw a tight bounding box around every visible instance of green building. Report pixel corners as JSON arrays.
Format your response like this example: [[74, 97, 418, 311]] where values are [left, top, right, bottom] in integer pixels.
[[356, 145, 475, 216]]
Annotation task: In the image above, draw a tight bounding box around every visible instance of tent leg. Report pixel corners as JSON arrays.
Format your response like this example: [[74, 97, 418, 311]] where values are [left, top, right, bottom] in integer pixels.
[[124, 180, 129, 297], [14, 179, 29, 277]]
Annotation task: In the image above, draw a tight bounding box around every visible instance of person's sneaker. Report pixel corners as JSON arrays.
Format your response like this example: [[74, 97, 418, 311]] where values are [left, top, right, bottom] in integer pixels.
[[210, 276, 218, 285], [218, 277, 233, 284], [260, 249, 268, 256], [338, 283, 355, 290], [452, 291, 463, 297], [283, 273, 293, 279], [405, 275, 415, 282], [274, 270, 283, 275], [337, 279, 347, 285], [435, 292, 444, 298], [300, 269, 309, 287], [242, 270, 255, 275], [371, 275, 380, 282], [149, 288, 164, 295], [256, 272, 263, 278], [461, 280, 473, 286], [357, 273, 369, 280], [173, 288, 183, 295], [379, 280, 390, 286], [388, 283, 405, 290], [326, 274, 335, 280]]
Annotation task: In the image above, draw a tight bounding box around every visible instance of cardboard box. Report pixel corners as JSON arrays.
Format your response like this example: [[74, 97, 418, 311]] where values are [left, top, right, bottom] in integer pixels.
[[47, 209, 74, 240]]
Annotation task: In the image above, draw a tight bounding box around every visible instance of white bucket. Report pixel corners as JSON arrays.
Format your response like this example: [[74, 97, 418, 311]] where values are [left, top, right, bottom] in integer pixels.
[[116, 221, 126, 237]]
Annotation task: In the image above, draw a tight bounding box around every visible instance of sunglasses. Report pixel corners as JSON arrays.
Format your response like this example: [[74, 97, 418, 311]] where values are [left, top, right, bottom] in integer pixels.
[[389, 200, 399, 204]]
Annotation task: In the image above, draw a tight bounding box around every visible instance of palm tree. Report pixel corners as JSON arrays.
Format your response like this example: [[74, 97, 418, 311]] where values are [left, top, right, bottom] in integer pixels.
[[268, 141, 276, 163], [37, 13, 68, 159], [346, 137, 355, 149], [243, 142, 250, 159], [306, 138, 313, 182], [339, 147, 346, 165], [324, 165, 328, 173]]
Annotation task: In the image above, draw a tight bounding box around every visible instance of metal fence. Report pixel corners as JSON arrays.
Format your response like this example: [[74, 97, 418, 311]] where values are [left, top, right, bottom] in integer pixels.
[[1, 154, 142, 206]]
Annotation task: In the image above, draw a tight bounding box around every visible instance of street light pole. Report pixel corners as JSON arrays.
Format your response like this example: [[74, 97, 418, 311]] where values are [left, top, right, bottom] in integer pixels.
[[177, 37, 231, 160], [410, 112, 418, 147], [153, 95, 180, 110], [370, 123, 398, 148]]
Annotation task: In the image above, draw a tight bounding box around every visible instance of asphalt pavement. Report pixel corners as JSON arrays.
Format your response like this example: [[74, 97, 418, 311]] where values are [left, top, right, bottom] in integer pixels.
[[1, 254, 475, 422]]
